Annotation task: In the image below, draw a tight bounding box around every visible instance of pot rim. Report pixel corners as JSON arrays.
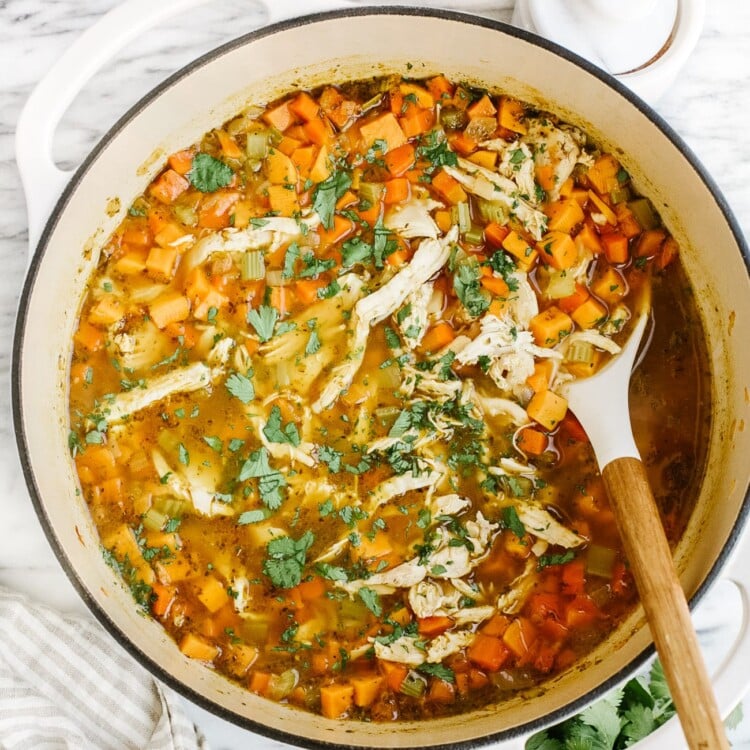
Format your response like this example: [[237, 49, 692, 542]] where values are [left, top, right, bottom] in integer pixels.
[[12, 6, 750, 748]]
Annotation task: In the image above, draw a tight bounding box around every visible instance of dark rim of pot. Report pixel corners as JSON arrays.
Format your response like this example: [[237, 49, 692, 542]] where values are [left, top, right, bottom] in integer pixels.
[[12, 6, 750, 750]]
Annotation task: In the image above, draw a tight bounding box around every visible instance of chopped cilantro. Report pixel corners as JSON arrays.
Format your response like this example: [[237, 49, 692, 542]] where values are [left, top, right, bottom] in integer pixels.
[[485, 250, 519, 291], [537, 550, 575, 570], [263, 531, 314, 589], [237, 509, 269, 525], [263, 405, 301, 446], [239, 447, 286, 510], [203, 435, 223, 453], [502, 506, 526, 539], [342, 236, 373, 267], [299, 252, 336, 278], [453, 258, 491, 317], [177, 443, 189, 466], [418, 662, 455, 683], [305, 329, 321, 356], [312, 169, 352, 229], [317, 279, 341, 299], [188, 153, 234, 192], [226, 371, 255, 404], [384, 326, 401, 350], [417, 130, 458, 174], [316, 562, 348, 582], [282, 242, 300, 278], [246, 305, 278, 342], [228, 438, 245, 452], [358, 587, 382, 617], [318, 445, 343, 473]]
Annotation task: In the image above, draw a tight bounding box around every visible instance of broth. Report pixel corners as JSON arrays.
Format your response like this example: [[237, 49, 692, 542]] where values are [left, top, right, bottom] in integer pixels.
[[67, 74, 710, 721]]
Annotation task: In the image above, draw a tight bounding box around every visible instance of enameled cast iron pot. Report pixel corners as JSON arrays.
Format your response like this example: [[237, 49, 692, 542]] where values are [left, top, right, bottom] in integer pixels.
[[13, 1, 750, 747]]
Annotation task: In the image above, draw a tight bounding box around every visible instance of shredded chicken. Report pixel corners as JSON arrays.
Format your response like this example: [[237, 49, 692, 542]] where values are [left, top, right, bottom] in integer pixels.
[[384, 196, 443, 239], [396, 281, 433, 348], [515, 502, 586, 548], [497, 558, 538, 615], [313, 227, 457, 412]]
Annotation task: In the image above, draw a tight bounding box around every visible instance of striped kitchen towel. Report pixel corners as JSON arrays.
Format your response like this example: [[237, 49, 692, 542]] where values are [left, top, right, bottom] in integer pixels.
[[0, 587, 207, 750]]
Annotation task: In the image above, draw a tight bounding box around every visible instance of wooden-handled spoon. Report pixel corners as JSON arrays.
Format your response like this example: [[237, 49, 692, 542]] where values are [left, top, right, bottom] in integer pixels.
[[565, 280, 728, 750]]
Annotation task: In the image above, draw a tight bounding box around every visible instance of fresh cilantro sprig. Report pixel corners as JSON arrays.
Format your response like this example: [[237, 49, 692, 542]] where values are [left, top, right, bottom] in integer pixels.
[[239, 447, 287, 510], [453, 258, 491, 318], [312, 169, 352, 229], [188, 153, 234, 192], [263, 531, 314, 589], [263, 405, 301, 447]]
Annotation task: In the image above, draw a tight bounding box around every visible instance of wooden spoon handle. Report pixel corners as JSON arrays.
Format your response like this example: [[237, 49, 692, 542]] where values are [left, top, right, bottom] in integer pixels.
[[602, 457, 728, 750]]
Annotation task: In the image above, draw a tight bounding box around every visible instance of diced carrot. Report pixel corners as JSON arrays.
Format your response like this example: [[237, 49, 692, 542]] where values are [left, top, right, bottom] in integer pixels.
[[546, 199, 585, 234], [215, 129, 243, 159], [484, 222, 510, 248], [480, 274, 510, 298], [529, 306, 573, 347], [399, 108, 435, 138], [421, 321, 456, 352], [656, 236, 679, 270], [318, 215, 354, 247], [265, 149, 298, 186], [601, 232, 630, 264], [526, 359, 554, 393], [351, 674, 385, 708], [74, 321, 105, 352], [270, 285, 295, 315], [446, 132, 478, 156], [380, 661, 409, 693], [481, 614, 510, 638], [289, 92, 321, 122], [399, 82, 435, 109], [320, 683, 355, 719], [384, 143, 416, 177], [560, 413, 589, 443], [145, 245, 178, 281], [536, 164, 557, 193], [148, 292, 190, 329], [428, 679, 456, 704], [502, 230, 538, 266], [291, 145, 317, 180], [426, 74, 455, 101], [503, 618, 538, 658], [359, 112, 407, 153], [167, 149, 195, 175], [498, 96, 527, 134], [565, 595, 599, 629], [151, 583, 175, 617], [193, 575, 231, 614], [121, 222, 152, 248], [267, 185, 300, 216], [275, 135, 301, 157], [385, 248, 410, 267], [468, 93, 497, 119], [558, 283, 591, 314], [591, 266, 626, 304], [586, 153, 622, 195], [88, 295, 125, 326], [249, 670, 272, 695], [431, 170, 467, 205], [561, 559, 587, 596], [467, 634, 511, 672], [198, 190, 240, 229], [336, 190, 358, 210], [571, 297, 607, 329], [527, 389, 568, 430], [517, 427, 548, 456], [467, 150, 497, 170], [319, 86, 360, 130], [303, 116, 335, 148], [417, 616, 454, 638], [576, 222, 604, 255], [263, 100, 297, 132], [295, 278, 327, 305], [296, 577, 326, 602], [634, 228, 667, 258], [149, 169, 189, 204], [76, 445, 116, 481], [383, 177, 410, 205], [179, 632, 218, 662], [434, 209, 453, 234], [537, 231, 577, 271], [614, 202, 642, 239]]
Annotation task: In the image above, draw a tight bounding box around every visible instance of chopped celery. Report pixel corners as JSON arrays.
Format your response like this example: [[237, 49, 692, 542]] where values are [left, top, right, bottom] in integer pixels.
[[246, 131, 269, 161], [361, 93, 383, 114], [440, 106, 468, 131], [268, 669, 298, 700], [451, 202, 471, 232], [173, 204, 197, 227], [477, 199, 509, 226], [242, 250, 265, 281], [242, 614, 270, 643], [400, 672, 426, 697], [544, 271, 576, 299], [359, 182, 384, 205], [627, 198, 660, 230], [152, 496, 189, 518], [566, 340, 595, 365], [609, 185, 631, 205], [586, 544, 617, 578], [464, 225, 485, 245], [142, 507, 168, 532]]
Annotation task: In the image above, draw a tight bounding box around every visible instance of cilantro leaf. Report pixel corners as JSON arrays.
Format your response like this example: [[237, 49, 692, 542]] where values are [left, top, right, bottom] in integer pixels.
[[312, 170, 352, 229], [226, 371, 255, 404], [342, 236, 373, 267], [318, 445, 343, 473], [178, 443, 189, 466], [246, 305, 278, 342], [315, 562, 348, 582], [238, 447, 273, 480], [417, 663, 455, 683], [263, 405, 301, 446], [358, 587, 382, 617], [453, 259, 490, 318], [188, 153, 233, 192], [621, 704, 656, 744], [579, 693, 623, 748], [485, 250, 519, 291], [203, 435, 223, 453], [417, 131, 458, 174], [537, 550, 575, 570], [384, 326, 401, 350], [305, 329, 321, 356], [282, 242, 300, 279], [263, 531, 314, 588], [373, 220, 397, 268], [388, 409, 413, 438], [502, 506, 526, 539], [237, 509, 269, 525], [317, 279, 341, 299], [299, 252, 336, 278], [239, 447, 287, 510]]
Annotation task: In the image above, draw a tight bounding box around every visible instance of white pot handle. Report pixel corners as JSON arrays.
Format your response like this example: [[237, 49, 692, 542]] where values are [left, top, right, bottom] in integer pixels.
[[14, 0, 359, 253], [630, 531, 750, 749]]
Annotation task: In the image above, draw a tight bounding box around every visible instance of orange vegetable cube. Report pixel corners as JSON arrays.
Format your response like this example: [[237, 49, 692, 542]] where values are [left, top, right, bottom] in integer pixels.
[[384, 143, 416, 177], [529, 305, 573, 346], [179, 632, 219, 662], [586, 153, 623, 195], [264, 149, 298, 186], [601, 232, 629, 264], [167, 149, 195, 175], [426, 74, 454, 101], [571, 297, 608, 329], [289, 91, 321, 122], [526, 359, 554, 393], [537, 231, 577, 271], [527, 389, 569, 430], [148, 292, 190, 329], [359, 112, 407, 153], [399, 108, 435, 138], [351, 675, 385, 708], [587, 190, 617, 225], [467, 150, 498, 170], [193, 575, 231, 614], [517, 427, 549, 456], [467, 634, 511, 672], [431, 170, 467, 205], [148, 169, 189, 204], [383, 177, 410, 205], [545, 199, 585, 234], [575, 222, 604, 255], [591, 266, 626, 304], [398, 82, 435, 109], [421, 321, 456, 353], [498, 96, 527, 134], [267, 184, 300, 216], [468, 94, 497, 119], [634, 228, 667, 258], [145, 245, 178, 281], [88, 295, 125, 326], [215, 129, 243, 159], [262, 100, 297, 132], [502, 229, 537, 266], [309, 145, 332, 183], [503, 618, 538, 658]]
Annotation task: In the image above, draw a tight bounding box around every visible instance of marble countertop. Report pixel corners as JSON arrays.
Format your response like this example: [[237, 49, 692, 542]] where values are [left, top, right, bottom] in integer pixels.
[[2, 0, 750, 747]]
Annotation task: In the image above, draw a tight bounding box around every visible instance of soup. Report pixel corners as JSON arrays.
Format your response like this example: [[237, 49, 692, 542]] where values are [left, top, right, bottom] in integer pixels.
[[68, 74, 709, 721]]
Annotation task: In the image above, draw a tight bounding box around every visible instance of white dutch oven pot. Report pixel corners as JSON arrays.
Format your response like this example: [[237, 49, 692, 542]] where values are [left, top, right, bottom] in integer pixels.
[[13, 1, 750, 748]]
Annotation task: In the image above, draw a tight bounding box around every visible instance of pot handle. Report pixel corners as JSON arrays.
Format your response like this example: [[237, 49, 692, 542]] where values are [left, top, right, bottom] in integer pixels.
[[629, 532, 750, 749], [14, 0, 363, 253]]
